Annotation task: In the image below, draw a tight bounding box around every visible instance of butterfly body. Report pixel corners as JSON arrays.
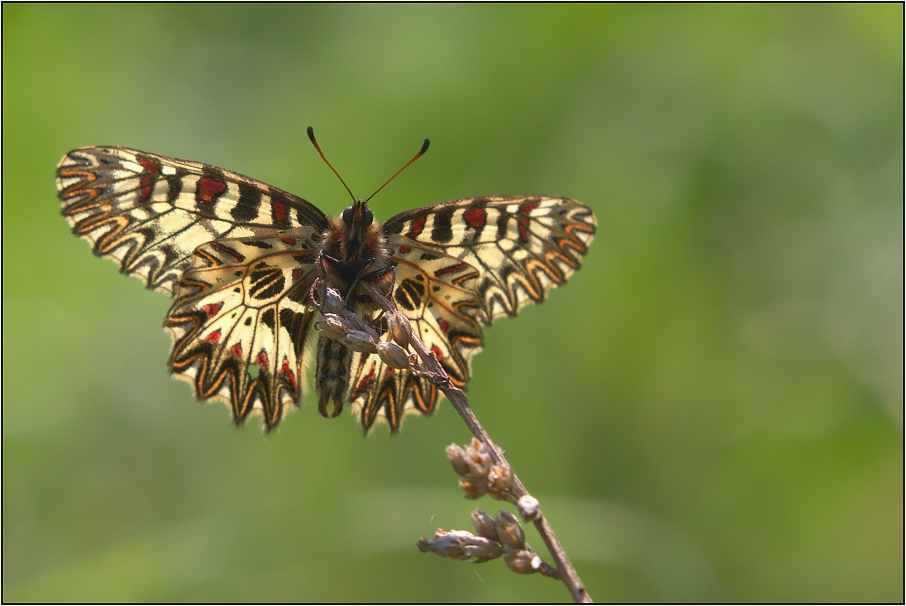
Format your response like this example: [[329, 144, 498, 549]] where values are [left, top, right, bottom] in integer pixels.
[[57, 145, 595, 432], [315, 199, 395, 419]]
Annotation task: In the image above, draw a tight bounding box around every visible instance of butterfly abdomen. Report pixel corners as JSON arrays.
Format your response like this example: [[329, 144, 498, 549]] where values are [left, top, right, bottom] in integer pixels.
[[316, 334, 352, 418]]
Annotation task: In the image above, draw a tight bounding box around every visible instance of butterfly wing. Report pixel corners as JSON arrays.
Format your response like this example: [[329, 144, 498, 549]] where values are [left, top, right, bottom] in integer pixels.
[[57, 146, 330, 295], [348, 240, 483, 431], [57, 146, 331, 429], [349, 196, 596, 432], [166, 233, 322, 430], [383, 196, 596, 323]]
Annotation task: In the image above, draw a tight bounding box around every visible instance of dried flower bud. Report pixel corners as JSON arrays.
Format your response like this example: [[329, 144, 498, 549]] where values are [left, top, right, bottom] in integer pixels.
[[466, 460, 488, 479], [315, 314, 346, 340], [517, 494, 540, 522], [470, 509, 499, 542], [461, 534, 504, 562], [495, 509, 525, 550], [320, 287, 346, 314], [504, 549, 544, 574], [465, 445, 492, 478], [386, 309, 412, 348], [377, 341, 409, 369], [459, 477, 487, 499], [487, 464, 514, 497], [417, 529, 502, 562], [417, 530, 469, 560], [446, 443, 471, 476], [342, 330, 378, 353], [344, 310, 373, 336]]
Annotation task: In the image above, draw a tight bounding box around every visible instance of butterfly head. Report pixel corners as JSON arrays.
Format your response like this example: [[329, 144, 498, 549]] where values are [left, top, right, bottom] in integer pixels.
[[338, 199, 379, 262], [307, 125, 427, 264]]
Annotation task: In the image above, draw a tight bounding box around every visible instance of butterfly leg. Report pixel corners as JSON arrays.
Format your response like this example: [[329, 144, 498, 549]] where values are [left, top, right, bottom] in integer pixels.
[[350, 264, 395, 303], [308, 251, 337, 310], [308, 267, 327, 311], [358, 265, 397, 327]]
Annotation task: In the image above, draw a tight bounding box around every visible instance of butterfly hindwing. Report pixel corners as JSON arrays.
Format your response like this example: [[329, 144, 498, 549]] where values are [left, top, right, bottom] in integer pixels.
[[348, 353, 438, 432], [387, 236, 484, 388], [348, 238, 484, 431], [57, 146, 330, 295], [165, 232, 322, 429]]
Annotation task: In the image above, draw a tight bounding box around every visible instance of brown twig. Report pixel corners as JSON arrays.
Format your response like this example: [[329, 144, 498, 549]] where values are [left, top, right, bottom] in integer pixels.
[[361, 282, 592, 603]]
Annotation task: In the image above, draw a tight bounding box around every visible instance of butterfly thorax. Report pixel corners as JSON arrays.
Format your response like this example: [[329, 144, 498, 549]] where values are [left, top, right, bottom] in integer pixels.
[[318, 200, 392, 305]]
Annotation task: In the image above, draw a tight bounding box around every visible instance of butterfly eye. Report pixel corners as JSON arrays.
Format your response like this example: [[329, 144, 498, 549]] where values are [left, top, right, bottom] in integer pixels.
[[363, 208, 374, 226], [342, 206, 355, 225]]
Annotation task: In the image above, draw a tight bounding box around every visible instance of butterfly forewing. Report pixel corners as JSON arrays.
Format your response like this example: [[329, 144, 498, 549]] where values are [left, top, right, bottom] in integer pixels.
[[382, 196, 596, 325], [58, 146, 596, 432], [57, 146, 329, 294]]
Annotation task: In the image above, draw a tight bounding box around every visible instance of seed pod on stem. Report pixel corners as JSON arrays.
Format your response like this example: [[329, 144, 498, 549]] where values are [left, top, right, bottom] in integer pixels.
[[385, 309, 412, 348], [495, 509, 525, 551], [377, 341, 409, 369], [470, 508, 499, 542]]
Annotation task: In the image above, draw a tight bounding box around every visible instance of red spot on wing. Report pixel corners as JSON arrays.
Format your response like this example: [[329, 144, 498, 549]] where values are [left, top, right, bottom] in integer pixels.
[[138, 157, 161, 174], [272, 200, 288, 222], [140, 178, 153, 201], [398, 245, 411, 254], [138, 159, 160, 202], [518, 201, 540, 214], [205, 330, 221, 343], [356, 362, 377, 391], [383, 367, 394, 378], [197, 177, 226, 203], [281, 237, 297, 245], [281, 358, 297, 389], [518, 216, 531, 243], [410, 216, 426, 237], [464, 207, 487, 228], [291, 268, 303, 281], [431, 345, 443, 359], [439, 319, 450, 334], [202, 303, 222, 318], [434, 262, 469, 277], [231, 343, 243, 357], [256, 352, 270, 369], [517, 201, 540, 242]]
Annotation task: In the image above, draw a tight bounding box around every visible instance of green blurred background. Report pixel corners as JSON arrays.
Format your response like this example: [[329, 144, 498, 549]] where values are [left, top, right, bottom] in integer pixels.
[[3, 4, 902, 602]]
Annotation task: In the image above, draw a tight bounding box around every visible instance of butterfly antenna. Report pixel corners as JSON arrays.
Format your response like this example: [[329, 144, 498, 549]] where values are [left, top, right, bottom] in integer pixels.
[[364, 137, 430, 204], [307, 126, 356, 203]]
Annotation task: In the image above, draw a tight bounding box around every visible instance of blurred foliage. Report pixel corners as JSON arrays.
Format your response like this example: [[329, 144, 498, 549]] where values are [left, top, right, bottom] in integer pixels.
[[3, 4, 902, 602]]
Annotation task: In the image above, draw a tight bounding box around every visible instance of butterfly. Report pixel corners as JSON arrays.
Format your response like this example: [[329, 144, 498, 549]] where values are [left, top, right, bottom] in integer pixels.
[[56, 131, 596, 433]]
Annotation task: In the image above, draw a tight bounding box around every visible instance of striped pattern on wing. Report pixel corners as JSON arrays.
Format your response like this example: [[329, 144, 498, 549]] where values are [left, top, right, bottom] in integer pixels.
[[165, 232, 321, 429], [348, 237, 484, 431], [382, 196, 596, 325], [57, 146, 329, 295]]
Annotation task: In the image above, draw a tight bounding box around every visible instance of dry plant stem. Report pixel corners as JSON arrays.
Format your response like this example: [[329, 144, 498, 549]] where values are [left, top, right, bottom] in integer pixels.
[[362, 283, 592, 604]]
